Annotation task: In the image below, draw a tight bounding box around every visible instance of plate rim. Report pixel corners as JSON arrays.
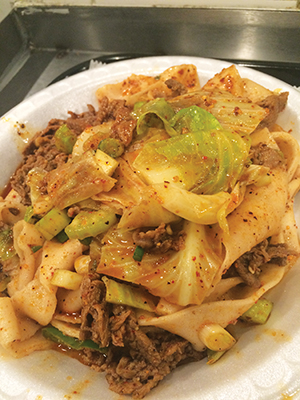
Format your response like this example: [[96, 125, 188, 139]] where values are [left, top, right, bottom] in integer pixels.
[[1, 55, 300, 400]]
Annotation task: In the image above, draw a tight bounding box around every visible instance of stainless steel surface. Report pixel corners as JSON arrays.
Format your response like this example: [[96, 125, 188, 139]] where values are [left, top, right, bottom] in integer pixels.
[[0, 6, 299, 116]]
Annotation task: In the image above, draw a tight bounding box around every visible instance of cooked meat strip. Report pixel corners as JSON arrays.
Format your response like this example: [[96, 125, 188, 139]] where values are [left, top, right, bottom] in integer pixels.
[[80, 273, 111, 347], [256, 92, 288, 129], [132, 223, 186, 254], [165, 78, 188, 97], [66, 100, 108, 135], [110, 104, 137, 147], [110, 305, 132, 347], [233, 239, 289, 287], [105, 319, 204, 399], [79, 273, 205, 399], [250, 142, 285, 169]]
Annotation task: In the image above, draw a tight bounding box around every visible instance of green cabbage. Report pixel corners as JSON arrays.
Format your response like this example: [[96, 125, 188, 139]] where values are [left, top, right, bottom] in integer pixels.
[[133, 98, 177, 137], [169, 89, 268, 135], [65, 206, 117, 240], [151, 182, 231, 229], [46, 150, 116, 209], [133, 105, 250, 195], [97, 221, 223, 306]]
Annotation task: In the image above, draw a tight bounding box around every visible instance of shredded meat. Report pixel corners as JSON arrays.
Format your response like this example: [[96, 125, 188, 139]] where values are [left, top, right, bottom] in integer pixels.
[[10, 119, 69, 205], [233, 239, 290, 287], [67, 205, 81, 218], [80, 273, 111, 347], [110, 104, 137, 147], [250, 142, 285, 169], [79, 273, 205, 399], [132, 223, 186, 254], [164, 79, 188, 97], [66, 98, 123, 135], [257, 92, 288, 129]]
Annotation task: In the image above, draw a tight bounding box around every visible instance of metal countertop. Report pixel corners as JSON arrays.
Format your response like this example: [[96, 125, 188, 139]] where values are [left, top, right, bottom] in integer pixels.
[[0, 6, 299, 116]]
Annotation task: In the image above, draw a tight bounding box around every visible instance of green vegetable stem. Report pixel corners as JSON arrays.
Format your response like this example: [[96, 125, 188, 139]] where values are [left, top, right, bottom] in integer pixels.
[[42, 325, 107, 352], [133, 245, 144, 261], [0, 228, 16, 262], [198, 324, 236, 352], [0, 272, 10, 292], [240, 298, 273, 324], [65, 207, 117, 240], [35, 208, 71, 241], [98, 138, 124, 158], [102, 276, 157, 312], [54, 124, 77, 154], [206, 348, 226, 364]]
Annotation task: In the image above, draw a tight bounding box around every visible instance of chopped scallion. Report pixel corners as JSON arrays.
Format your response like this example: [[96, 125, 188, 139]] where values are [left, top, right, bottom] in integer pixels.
[[133, 245, 144, 261], [54, 124, 77, 154], [24, 205, 35, 223], [206, 348, 226, 364], [0, 228, 16, 262], [31, 245, 42, 253], [35, 208, 71, 241], [98, 138, 124, 158], [240, 298, 273, 325], [42, 325, 107, 352], [55, 229, 69, 243]]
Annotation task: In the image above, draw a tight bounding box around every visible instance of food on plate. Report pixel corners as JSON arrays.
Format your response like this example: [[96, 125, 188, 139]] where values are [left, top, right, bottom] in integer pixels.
[[0, 62, 300, 398]]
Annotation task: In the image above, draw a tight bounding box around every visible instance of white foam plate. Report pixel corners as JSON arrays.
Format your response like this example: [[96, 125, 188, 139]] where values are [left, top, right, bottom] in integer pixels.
[[1, 56, 300, 400]]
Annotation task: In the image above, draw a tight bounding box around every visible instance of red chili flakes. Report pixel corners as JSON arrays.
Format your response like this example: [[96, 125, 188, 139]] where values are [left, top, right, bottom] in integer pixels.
[[234, 106, 242, 116]]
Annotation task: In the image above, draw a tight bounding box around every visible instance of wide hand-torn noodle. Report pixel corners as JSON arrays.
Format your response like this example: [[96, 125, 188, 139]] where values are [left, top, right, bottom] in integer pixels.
[[0, 63, 300, 398]]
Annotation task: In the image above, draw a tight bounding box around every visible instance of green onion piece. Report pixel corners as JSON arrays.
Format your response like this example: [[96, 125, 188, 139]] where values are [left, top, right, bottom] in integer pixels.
[[31, 245, 42, 253], [0, 272, 10, 292], [54, 124, 77, 154], [133, 245, 144, 261], [198, 324, 236, 352], [102, 276, 157, 312], [55, 229, 69, 243], [206, 348, 226, 365], [35, 208, 71, 241], [65, 207, 117, 240], [98, 138, 124, 158], [133, 101, 147, 111], [240, 298, 273, 324], [89, 236, 102, 267], [0, 228, 16, 262], [80, 236, 92, 246], [41, 326, 107, 352], [24, 205, 35, 223]]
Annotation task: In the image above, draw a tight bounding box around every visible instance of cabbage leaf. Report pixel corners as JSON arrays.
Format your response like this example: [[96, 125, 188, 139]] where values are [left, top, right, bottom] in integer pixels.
[[47, 150, 116, 210], [133, 106, 250, 194], [152, 182, 231, 225], [133, 98, 177, 137], [27, 167, 53, 215], [97, 221, 223, 306], [169, 89, 268, 135], [118, 186, 181, 229]]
